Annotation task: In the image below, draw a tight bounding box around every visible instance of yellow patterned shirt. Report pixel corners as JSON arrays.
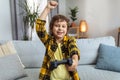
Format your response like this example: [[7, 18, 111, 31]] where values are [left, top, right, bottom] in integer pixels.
[[50, 43, 70, 80], [36, 19, 80, 80]]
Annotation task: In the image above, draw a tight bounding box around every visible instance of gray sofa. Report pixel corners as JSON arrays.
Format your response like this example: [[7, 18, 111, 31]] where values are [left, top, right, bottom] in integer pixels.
[[1, 36, 120, 80]]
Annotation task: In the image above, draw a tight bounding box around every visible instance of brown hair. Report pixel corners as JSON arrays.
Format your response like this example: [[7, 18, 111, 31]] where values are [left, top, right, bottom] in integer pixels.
[[49, 14, 69, 36]]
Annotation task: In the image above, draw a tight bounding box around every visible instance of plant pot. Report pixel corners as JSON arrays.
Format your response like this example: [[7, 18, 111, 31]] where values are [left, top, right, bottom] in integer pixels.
[[23, 22, 33, 40], [71, 22, 76, 27]]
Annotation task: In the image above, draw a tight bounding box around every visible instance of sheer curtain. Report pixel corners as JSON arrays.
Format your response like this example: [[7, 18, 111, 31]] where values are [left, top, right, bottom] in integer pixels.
[[10, 0, 24, 40]]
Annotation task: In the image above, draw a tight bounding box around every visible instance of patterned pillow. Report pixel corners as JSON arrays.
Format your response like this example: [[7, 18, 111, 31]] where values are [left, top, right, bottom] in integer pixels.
[[0, 41, 16, 55], [0, 47, 4, 57]]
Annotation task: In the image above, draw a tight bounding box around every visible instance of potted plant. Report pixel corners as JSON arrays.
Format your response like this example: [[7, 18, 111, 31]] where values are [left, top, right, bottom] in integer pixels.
[[69, 6, 78, 27], [18, 0, 39, 40]]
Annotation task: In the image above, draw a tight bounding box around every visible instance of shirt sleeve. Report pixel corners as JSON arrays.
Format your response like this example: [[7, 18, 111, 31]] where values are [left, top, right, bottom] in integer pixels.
[[36, 19, 50, 47], [68, 37, 80, 60]]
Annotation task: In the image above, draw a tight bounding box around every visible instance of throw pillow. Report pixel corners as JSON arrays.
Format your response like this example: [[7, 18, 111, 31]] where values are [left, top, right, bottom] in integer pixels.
[[96, 44, 120, 72], [0, 46, 4, 57], [0, 54, 27, 80], [0, 41, 25, 68], [0, 41, 16, 55]]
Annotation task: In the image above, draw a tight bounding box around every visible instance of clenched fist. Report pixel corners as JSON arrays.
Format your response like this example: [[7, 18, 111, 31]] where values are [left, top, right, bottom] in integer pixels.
[[47, 0, 58, 9]]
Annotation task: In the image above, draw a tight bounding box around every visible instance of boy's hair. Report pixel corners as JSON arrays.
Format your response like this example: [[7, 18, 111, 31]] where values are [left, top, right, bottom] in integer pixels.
[[49, 14, 69, 36]]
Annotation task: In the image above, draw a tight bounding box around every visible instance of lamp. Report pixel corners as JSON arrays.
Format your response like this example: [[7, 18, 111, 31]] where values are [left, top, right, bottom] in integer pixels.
[[79, 20, 88, 38]]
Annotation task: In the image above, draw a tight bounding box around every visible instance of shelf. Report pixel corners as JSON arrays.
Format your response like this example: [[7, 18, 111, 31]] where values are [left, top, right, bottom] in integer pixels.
[[68, 26, 79, 38]]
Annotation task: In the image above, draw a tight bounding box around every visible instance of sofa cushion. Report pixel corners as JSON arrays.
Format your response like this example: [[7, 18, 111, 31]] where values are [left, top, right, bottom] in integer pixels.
[[76, 36, 115, 65], [0, 54, 27, 80], [96, 44, 120, 72], [13, 40, 45, 68], [17, 68, 40, 80], [77, 65, 120, 80]]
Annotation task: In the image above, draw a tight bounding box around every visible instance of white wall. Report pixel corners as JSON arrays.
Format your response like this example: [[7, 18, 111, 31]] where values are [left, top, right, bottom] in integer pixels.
[[0, 0, 12, 40], [60, 0, 120, 43], [59, 0, 66, 15]]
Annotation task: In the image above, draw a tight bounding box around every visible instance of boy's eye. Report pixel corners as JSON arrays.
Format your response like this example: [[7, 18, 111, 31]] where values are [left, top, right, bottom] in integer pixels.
[[54, 24, 59, 27], [62, 26, 65, 28], [62, 25, 66, 28]]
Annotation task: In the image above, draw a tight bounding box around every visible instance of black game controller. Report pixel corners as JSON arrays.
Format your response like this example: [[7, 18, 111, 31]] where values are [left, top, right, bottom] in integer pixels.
[[49, 58, 73, 71]]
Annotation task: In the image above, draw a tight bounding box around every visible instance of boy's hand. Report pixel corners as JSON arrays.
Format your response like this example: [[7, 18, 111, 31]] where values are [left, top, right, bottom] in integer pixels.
[[47, 1, 58, 9], [66, 54, 79, 71], [39, 0, 58, 20]]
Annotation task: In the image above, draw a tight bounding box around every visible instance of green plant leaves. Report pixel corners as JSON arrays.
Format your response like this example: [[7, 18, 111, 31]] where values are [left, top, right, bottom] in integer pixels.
[[18, 0, 39, 29], [69, 6, 79, 22]]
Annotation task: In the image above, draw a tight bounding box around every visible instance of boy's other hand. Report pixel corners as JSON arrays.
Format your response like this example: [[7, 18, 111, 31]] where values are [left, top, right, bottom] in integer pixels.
[[47, 0, 58, 9], [66, 54, 79, 71]]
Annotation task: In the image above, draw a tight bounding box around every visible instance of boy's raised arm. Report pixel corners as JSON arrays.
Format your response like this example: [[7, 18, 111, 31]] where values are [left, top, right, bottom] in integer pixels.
[[38, 1, 58, 20]]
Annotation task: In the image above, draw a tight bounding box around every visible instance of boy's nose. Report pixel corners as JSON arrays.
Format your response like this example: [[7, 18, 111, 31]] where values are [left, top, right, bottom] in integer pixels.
[[58, 28, 61, 31], [58, 26, 62, 29]]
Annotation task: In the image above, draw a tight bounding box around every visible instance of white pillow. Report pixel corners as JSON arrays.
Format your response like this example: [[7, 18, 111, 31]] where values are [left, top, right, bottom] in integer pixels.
[[0, 54, 27, 80], [0, 41, 25, 68]]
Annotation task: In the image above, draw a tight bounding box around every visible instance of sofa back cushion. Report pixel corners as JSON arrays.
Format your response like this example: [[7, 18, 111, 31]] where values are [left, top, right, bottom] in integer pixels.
[[76, 36, 115, 65], [96, 44, 120, 72], [12, 40, 45, 68]]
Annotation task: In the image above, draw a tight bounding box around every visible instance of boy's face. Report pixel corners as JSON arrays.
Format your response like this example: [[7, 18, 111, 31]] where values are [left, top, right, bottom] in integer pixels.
[[52, 20, 68, 40]]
